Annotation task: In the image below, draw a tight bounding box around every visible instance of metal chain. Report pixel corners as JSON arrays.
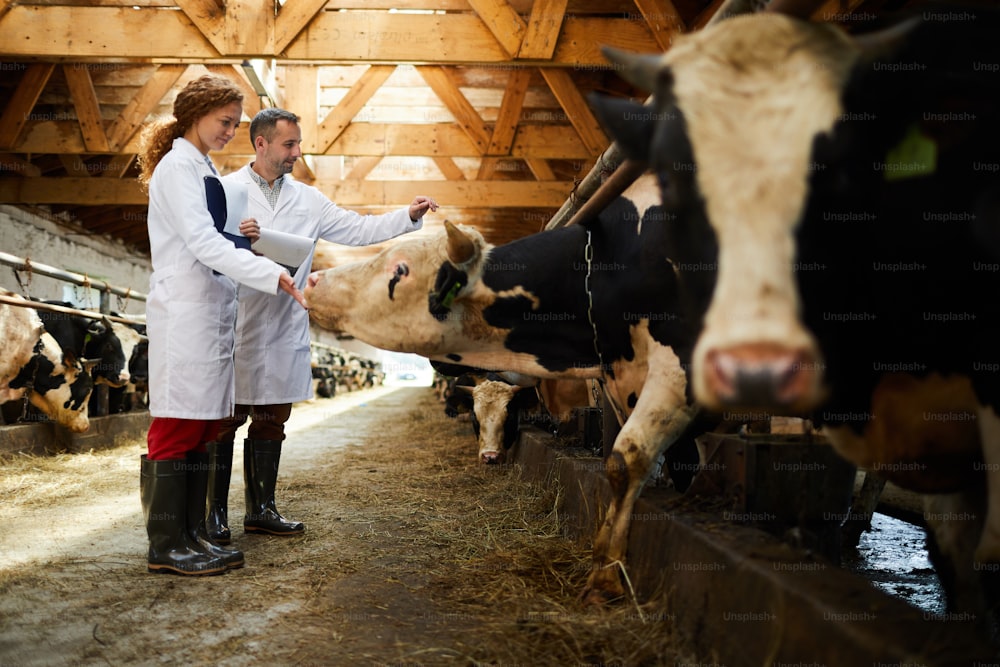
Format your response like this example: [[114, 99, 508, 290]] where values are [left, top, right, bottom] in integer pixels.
[[583, 229, 606, 375], [13, 259, 32, 298], [116, 287, 132, 312]]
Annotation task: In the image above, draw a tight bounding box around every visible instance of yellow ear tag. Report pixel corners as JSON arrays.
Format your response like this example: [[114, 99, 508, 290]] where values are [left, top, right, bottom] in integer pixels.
[[883, 123, 937, 182]]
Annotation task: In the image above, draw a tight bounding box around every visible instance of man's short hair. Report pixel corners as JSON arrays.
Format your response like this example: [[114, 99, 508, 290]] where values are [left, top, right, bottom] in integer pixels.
[[250, 108, 301, 144]]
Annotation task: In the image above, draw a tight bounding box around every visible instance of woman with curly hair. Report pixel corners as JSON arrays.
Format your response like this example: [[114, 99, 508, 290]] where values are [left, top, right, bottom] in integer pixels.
[[136, 74, 307, 577]]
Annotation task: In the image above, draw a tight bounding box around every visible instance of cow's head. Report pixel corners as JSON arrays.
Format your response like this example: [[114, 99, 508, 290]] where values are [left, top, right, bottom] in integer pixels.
[[591, 12, 932, 413], [306, 222, 490, 356], [458, 378, 524, 464], [84, 317, 133, 387]]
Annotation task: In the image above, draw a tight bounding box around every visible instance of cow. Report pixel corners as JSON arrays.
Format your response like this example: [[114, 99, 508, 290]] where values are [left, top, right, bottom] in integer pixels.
[[589, 7, 1000, 619], [36, 301, 133, 388], [107, 318, 149, 413], [535, 378, 596, 435], [305, 173, 708, 604], [1, 296, 93, 432], [445, 371, 540, 464]]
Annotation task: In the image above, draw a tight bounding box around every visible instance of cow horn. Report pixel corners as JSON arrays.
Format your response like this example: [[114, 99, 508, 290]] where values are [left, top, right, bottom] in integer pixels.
[[456, 385, 474, 394], [601, 46, 664, 93], [445, 220, 477, 265], [852, 15, 921, 61]]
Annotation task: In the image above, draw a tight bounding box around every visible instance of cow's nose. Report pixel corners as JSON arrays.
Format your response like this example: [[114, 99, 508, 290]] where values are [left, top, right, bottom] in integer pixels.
[[705, 343, 820, 410], [480, 451, 504, 465]]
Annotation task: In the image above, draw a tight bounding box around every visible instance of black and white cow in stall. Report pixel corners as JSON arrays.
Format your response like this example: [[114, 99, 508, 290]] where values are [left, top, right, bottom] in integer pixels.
[[0, 296, 93, 432], [107, 318, 149, 413], [590, 7, 1000, 619], [36, 301, 132, 388], [306, 175, 713, 603]]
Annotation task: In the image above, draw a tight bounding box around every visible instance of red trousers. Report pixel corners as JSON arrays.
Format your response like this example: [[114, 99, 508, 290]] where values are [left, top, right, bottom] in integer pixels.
[[147, 417, 221, 461]]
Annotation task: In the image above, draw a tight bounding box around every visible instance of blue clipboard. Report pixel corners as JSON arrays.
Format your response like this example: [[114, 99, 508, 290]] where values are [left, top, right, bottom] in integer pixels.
[[204, 176, 252, 251]]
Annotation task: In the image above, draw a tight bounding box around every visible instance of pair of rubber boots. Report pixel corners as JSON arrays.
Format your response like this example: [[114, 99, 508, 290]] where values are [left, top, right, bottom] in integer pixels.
[[140, 451, 244, 576], [205, 438, 305, 545]]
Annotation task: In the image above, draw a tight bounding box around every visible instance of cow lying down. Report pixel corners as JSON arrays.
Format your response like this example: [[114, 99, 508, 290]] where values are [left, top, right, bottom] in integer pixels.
[[306, 175, 702, 604], [0, 294, 93, 432], [590, 6, 1000, 622]]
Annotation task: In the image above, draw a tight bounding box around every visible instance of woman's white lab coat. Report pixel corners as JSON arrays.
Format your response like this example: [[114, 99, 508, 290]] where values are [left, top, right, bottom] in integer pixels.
[[224, 164, 422, 405], [146, 139, 285, 419]]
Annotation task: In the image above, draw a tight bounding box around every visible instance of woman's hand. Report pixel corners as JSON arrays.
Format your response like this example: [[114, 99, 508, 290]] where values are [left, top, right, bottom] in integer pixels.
[[239, 218, 262, 242], [279, 272, 309, 309]]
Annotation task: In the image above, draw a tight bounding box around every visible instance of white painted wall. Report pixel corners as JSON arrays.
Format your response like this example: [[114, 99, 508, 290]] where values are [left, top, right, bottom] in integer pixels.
[[0, 205, 151, 318]]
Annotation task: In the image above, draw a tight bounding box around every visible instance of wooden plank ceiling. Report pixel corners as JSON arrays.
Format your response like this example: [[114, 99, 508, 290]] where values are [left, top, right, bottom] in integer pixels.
[[0, 0, 918, 267]]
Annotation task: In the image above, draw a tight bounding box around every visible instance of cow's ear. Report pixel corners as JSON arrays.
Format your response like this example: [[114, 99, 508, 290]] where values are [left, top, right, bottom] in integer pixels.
[[589, 94, 655, 163], [444, 220, 478, 265]]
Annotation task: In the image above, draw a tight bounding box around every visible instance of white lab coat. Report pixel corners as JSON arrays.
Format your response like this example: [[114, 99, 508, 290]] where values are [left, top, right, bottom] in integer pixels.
[[224, 164, 422, 405], [146, 139, 285, 419]]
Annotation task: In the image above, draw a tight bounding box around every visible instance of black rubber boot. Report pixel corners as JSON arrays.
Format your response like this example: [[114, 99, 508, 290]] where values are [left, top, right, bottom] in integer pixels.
[[205, 440, 234, 545], [244, 439, 305, 536], [140, 455, 227, 576], [185, 451, 245, 569]]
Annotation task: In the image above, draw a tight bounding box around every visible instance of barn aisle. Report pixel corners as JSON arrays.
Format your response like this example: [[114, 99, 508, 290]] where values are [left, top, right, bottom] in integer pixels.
[[0, 385, 700, 666]]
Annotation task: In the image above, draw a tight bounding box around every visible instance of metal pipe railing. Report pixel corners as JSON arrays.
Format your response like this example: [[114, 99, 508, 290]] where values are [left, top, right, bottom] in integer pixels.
[[0, 251, 147, 303]]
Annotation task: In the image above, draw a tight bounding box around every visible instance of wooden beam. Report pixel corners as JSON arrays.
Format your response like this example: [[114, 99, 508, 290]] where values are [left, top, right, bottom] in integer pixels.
[[15, 121, 593, 160], [416, 67, 491, 155], [106, 64, 188, 152], [316, 65, 396, 154], [346, 156, 381, 180], [487, 68, 532, 156], [538, 69, 608, 154], [205, 63, 263, 121], [62, 65, 111, 153], [433, 157, 466, 181], [525, 158, 555, 181], [0, 153, 41, 178], [283, 65, 319, 153], [175, 0, 227, 54], [631, 0, 685, 51], [292, 157, 317, 183], [59, 154, 91, 177], [518, 0, 568, 60], [0, 177, 574, 208], [226, 0, 274, 56], [0, 7, 659, 64], [0, 0, 15, 22], [466, 0, 527, 58], [476, 157, 500, 180], [0, 63, 55, 151], [274, 0, 329, 55], [100, 153, 136, 179]]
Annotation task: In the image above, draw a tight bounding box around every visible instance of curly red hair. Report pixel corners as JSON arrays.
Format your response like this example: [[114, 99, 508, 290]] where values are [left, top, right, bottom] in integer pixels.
[[137, 74, 243, 188]]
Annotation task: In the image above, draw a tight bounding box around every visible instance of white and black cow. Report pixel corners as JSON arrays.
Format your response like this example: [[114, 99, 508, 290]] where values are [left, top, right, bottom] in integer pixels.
[[591, 7, 1000, 618], [306, 176, 707, 603], [37, 301, 137, 388], [1, 296, 93, 432], [107, 318, 149, 413], [443, 370, 540, 464]]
